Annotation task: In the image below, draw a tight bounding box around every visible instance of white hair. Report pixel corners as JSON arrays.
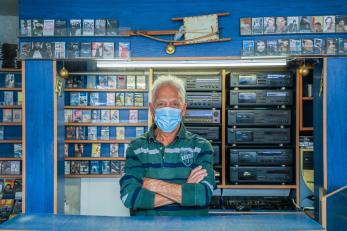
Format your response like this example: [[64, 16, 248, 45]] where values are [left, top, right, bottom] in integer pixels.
[[151, 75, 186, 104]]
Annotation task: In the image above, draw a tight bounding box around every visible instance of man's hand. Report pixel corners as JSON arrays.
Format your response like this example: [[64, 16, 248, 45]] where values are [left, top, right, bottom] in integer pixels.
[[186, 165, 208, 184]]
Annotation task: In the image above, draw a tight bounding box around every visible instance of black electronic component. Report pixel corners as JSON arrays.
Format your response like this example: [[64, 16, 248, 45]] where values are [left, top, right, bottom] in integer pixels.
[[229, 90, 293, 106], [228, 109, 291, 126], [227, 128, 291, 144], [229, 72, 293, 88], [229, 149, 293, 166], [186, 92, 221, 108], [229, 166, 293, 183]]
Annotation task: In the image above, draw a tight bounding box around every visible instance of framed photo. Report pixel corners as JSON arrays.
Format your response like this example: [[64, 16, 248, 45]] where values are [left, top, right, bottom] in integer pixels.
[[263, 17, 276, 34], [252, 17, 263, 35], [323, 16, 335, 33], [240, 18, 252, 35], [312, 16, 324, 33], [287, 16, 299, 33]]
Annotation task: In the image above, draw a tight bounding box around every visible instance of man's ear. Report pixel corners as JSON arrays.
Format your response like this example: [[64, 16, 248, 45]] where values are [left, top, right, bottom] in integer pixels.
[[181, 103, 187, 117], [149, 102, 155, 118]]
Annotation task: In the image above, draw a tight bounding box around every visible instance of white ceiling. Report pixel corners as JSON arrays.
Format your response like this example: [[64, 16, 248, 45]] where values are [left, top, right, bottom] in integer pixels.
[[0, 0, 18, 16]]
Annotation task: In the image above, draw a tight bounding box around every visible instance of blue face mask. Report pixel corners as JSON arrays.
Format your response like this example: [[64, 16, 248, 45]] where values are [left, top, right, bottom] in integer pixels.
[[154, 107, 182, 133]]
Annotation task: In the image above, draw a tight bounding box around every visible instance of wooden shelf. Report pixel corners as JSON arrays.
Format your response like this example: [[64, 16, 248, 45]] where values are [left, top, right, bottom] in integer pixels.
[[217, 185, 297, 189], [0, 105, 22, 109], [0, 123, 22, 126], [0, 88, 22, 91], [0, 175, 22, 179], [0, 140, 22, 144], [0, 157, 22, 161], [0, 68, 21, 72], [300, 127, 314, 132], [64, 106, 147, 109], [65, 123, 147, 127], [65, 157, 125, 161], [65, 88, 147, 92], [302, 97, 314, 101], [65, 174, 121, 178], [65, 140, 130, 144]]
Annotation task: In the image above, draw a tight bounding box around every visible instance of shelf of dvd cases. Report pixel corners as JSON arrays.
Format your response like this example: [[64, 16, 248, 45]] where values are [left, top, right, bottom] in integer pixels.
[[217, 185, 297, 189], [0, 69, 21, 72], [0, 123, 22, 126], [64, 88, 148, 93], [65, 157, 125, 161], [0, 140, 22, 144], [0, 88, 22, 91], [0, 175, 22, 179], [65, 140, 130, 144], [64, 175, 122, 178], [0, 106, 22, 109], [64, 106, 147, 110], [65, 123, 147, 127]]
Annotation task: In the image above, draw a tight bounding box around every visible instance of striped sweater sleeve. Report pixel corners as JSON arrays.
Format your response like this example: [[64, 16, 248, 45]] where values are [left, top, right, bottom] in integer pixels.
[[119, 142, 155, 209], [181, 141, 216, 207]]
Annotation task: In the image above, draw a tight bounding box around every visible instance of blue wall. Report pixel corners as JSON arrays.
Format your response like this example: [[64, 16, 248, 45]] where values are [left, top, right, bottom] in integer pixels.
[[19, 0, 347, 57], [326, 57, 347, 193], [25, 60, 55, 213]]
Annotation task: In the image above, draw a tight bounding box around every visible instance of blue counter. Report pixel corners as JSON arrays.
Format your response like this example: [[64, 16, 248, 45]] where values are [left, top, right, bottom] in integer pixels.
[[1, 213, 324, 231]]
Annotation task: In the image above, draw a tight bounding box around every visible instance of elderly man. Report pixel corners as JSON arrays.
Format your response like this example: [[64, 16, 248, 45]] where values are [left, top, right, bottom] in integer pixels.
[[120, 76, 215, 216]]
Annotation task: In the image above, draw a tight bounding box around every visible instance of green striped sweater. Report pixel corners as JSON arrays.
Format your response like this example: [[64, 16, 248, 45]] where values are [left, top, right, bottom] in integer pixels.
[[120, 123, 216, 216]]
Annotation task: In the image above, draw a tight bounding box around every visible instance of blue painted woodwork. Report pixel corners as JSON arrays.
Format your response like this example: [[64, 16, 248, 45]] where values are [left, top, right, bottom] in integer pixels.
[[327, 187, 347, 231], [326, 57, 347, 193], [25, 60, 55, 213], [19, 0, 347, 57], [1, 213, 324, 231]]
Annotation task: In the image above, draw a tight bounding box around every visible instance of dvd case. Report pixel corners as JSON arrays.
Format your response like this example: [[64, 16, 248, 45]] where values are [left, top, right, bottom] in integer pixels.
[[92, 144, 101, 157], [106, 19, 118, 35], [240, 18, 252, 35], [70, 19, 82, 36], [54, 42, 66, 58], [92, 42, 103, 57], [43, 19, 55, 36], [83, 19, 95, 36], [95, 19, 106, 36], [80, 42, 92, 57], [55, 19, 67, 36], [242, 40, 255, 56], [103, 42, 114, 58]]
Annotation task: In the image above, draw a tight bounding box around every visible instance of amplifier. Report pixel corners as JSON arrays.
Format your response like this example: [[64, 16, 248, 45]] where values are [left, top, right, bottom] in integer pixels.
[[183, 76, 221, 91], [228, 109, 291, 126], [227, 128, 291, 144], [229, 149, 293, 166], [229, 90, 293, 106], [229, 166, 293, 183], [230, 72, 293, 88], [186, 126, 220, 141], [213, 145, 220, 164], [186, 92, 221, 108], [184, 109, 220, 124]]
